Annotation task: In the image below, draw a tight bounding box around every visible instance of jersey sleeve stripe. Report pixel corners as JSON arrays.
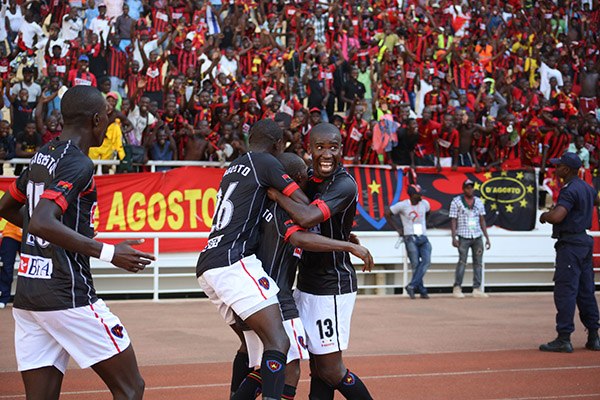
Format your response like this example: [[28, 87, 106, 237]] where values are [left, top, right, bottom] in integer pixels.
[[282, 182, 300, 197], [312, 199, 331, 221], [41, 190, 69, 213], [8, 182, 26, 203], [284, 225, 304, 241]]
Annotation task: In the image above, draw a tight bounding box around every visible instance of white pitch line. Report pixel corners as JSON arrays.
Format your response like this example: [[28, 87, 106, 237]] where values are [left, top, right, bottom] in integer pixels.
[[1, 365, 598, 399]]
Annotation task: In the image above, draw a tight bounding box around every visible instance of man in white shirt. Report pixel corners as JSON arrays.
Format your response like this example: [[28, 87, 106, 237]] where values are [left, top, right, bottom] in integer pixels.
[[18, 8, 44, 50], [540, 55, 564, 100], [385, 184, 432, 299], [89, 3, 111, 43], [62, 7, 84, 41], [218, 47, 239, 80]]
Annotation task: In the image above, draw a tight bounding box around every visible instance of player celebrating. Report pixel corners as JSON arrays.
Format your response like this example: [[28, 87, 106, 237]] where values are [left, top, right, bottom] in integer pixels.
[[0, 86, 154, 400], [268, 123, 374, 399], [232, 152, 374, 400], [196, 119, 309, 400]]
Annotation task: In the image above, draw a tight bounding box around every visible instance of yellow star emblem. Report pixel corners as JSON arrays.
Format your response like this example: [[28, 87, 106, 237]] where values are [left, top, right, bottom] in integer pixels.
[[506, 204, 514, 213], [516, 172, 524, 180], [491, 203, 497, 210], [368, 180, 381, 194], [484, 172, 492, 179], [526, 185, 534, 194], [501, 170, 508, 176], [474, 182, 481, 191], [520, 199, 528, 208]]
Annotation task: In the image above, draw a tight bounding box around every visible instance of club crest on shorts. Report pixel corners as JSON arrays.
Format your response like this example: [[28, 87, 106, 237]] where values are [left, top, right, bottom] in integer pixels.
[[258, 277, 270, 290], [266, 360, 282, 372], [343, 372, 355, 386], [111, 324, 124, 339], [298, 336, 307, 349]]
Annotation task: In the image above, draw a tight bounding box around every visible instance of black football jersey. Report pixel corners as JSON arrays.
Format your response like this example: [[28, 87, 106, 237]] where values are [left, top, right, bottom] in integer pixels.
[[11, 139, 99, 311], [196, 152, 300, 276], [297, 166, 358, 295], [256, 202, 303, 321]]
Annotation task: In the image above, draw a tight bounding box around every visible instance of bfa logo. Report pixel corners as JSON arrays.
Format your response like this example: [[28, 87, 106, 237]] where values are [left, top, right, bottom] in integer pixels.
[[343, 372, 355, 385], [350, 167, 402, 230]]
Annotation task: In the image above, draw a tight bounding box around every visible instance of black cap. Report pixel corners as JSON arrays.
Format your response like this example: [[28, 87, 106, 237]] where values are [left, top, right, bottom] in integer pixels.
[[550, 152, 582, 170], [407, 184, 426, 195], [463, 179, 475, 188]]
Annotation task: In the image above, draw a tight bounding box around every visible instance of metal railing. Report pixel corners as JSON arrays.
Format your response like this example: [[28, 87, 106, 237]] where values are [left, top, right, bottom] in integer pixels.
[[80, 230, 599, 300]]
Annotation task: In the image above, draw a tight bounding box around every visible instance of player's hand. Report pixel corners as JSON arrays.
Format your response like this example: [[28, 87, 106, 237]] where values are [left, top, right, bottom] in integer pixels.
[[452, 237, 459, 248], [112, 239, 155, 273], [539, 212, 547, 224], [485, 238, 491, 250], [267, 187, 281, 201], [350, 244, 373, 272], [348, 233, 360, 245]]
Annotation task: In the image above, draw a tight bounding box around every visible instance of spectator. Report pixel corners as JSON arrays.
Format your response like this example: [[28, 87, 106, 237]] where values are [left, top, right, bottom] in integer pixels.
[[0, 222, 21, 308], [0, 120, 15, 175], [449, 179, 491, 299], [10, 66, 41, 102], [14, 120, 41, 175], [385, 184, 432, 299]]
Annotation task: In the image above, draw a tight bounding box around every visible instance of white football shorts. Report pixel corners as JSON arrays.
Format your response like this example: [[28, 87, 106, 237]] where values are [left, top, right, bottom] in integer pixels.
[[198, 254, 280, 325], [243, 317, 310, 368], [293, 290, 357, 355], [13, 299, 131, 373]]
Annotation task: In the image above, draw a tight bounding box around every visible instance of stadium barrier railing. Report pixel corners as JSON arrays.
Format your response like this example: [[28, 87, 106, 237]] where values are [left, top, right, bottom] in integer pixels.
[[2, 159, 599, 300]]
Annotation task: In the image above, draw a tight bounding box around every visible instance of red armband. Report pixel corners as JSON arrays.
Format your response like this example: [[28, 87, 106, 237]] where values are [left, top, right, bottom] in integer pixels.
[[8, 182, 26, 203], [311, 199, 331, 221]]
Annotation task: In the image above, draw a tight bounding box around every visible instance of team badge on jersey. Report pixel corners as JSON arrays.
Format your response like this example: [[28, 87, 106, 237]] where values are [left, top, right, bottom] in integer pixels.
[[258, 277, 270, 290], [111, 324, 124, 338], [266, 360, 282, 372], [57, 180, 73, 192], [343, 372, 356, 385]]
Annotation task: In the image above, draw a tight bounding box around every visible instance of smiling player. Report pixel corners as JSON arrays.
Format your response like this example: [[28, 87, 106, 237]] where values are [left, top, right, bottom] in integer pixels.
[[268, 123, 374, 399]]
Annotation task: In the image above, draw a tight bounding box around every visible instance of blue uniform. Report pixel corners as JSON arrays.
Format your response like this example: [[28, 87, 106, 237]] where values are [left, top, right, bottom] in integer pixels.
[[552, 176, 600, 334]]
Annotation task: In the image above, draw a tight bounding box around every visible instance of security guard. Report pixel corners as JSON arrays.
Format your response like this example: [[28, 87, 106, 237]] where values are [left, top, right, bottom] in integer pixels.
[[539, 152, 600, 353]]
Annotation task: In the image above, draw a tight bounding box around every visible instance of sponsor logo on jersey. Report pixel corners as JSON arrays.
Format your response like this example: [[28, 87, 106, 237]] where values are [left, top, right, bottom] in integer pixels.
[[90, 202, 98, 228], [266, 360, 282, 372], [202, 234, 224, 252], [293, 247, 303, 258], [258, 277, 270, 290], [18, 254, 53, 279], [343, 372, 355, 385], [57, 181, 73, 192], [282, 174, 293, 183], [111, 324, 124, 338], [298, 336, 307, 349]]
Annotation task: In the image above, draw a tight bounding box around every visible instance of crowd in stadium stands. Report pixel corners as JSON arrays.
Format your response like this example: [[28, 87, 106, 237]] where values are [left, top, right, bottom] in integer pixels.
[[0, 0, 600, 177]]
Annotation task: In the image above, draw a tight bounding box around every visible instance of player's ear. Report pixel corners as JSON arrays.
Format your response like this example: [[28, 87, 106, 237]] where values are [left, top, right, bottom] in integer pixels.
[[92, 113, 100, 127]]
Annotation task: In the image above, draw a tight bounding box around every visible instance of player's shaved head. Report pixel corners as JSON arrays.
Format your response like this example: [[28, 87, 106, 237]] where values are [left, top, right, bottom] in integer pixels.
[[249, 119, 283, 144], [277, 152, 307, 180], [61, 86, 106, 123], [309, 123, 342, 146], [249, 119, 284, 156]]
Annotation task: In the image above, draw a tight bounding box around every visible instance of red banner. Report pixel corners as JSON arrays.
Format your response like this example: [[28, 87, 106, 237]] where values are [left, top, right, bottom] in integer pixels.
[[0, 167, 224, 253]]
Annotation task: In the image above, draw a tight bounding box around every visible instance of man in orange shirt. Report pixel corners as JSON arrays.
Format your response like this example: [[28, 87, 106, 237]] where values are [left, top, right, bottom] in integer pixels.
[[0, 222, 22, 308]]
